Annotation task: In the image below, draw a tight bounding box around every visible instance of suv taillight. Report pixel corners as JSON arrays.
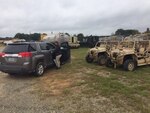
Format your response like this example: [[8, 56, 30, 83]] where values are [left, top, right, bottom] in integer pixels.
[[19, 52, 32, 57], [0, 53, 5, 57]]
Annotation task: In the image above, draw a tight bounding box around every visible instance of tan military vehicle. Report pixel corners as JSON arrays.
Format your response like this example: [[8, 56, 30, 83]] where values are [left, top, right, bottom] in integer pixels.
[[109, 40, 150, 71], [68, 36, 80, 48], [85, 41, 119, 65]]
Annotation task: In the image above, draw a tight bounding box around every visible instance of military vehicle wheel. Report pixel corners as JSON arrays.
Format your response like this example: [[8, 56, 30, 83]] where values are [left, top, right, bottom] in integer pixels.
[[85, 55, 93, 63], [35, 62, 44, 76], [98, 55, 107, 65], [106, 58, 113, 67], [123, 59, 135, 71]]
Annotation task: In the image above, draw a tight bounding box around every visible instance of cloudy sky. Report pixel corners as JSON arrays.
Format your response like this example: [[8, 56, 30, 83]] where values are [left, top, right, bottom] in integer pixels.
[[0, 0, 150, 37]]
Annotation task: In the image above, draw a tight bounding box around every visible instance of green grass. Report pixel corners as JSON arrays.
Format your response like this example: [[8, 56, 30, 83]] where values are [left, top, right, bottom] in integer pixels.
[[66, 48, 150, 113], [46, 48, 150, 112]]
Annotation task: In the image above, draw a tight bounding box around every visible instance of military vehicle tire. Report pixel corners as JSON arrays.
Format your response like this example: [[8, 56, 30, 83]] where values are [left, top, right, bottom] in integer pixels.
[[106, 58, 113, 67], [98, 55, 107, 65], [123, 59, 135, 71], [85, 55, 93, 63]]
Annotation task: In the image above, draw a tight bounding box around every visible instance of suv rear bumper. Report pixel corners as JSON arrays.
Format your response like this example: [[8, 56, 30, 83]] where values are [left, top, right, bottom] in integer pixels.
[[0, 64, 32, 74]]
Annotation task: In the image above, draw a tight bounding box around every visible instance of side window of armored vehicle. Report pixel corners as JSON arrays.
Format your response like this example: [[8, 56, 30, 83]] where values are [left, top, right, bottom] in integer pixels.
[[135, 42, 140, 52], [139, 41, 145, 48], [96, 42, 100, 47], [142, 41, 149, 50], [111, 42, 116, 49], [139, 41, 147, 50], [109, 42, 114, 48], [100, 42, 106, 47], [122, 42, 128, 48], [106, 42, 110, 49], [128, 42, 134, 48], [137, 41, 147, 55]]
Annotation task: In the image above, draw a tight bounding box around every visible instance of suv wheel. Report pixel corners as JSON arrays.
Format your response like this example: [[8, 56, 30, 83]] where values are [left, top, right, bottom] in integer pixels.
[[98, 55, 107, 65], [123, 59, 136, 71], [35, 62, 44, 76], [85, 54, 93, 63]]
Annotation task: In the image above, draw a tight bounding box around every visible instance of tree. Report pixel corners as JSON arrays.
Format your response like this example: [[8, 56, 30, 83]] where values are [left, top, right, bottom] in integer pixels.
[[145, 28, 150, 33], [30, 33, 41, 41], [77, 33, 84, 42], [115, 29, 140, 37], [14, 33, 41, 41], [65, 33, 70, 36]]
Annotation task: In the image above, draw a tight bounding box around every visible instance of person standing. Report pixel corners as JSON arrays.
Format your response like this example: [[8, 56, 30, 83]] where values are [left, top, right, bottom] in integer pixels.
[[54, 41, 62, 69]]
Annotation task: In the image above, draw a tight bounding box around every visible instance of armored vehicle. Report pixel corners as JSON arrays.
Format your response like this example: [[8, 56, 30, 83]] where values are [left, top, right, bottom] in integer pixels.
[[109, 40, 150, 71], [85, 41, 119, 65], [68, 36, 80, 48]]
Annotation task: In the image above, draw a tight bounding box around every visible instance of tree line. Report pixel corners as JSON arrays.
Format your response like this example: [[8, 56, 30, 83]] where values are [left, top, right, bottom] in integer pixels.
[[13, 28, 149, 47], [76, 28, 149, 47], [14, 33, 41, 41]]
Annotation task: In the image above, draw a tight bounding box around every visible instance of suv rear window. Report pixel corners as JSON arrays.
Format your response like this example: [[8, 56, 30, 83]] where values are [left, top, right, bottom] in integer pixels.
[[3, 44, 29, 54]]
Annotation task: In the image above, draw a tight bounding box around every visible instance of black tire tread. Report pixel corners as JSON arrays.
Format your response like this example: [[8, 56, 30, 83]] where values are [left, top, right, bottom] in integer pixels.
[[35, 62, 44, 77], [85, 54, 93, 63], [123, 59, 136, 71], [98, 54, 107, 65]]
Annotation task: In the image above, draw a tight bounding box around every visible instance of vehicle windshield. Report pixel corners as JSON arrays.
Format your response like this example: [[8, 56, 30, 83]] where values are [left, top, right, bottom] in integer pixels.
[[119, 41, 134, 48], [95, 42, 106, 47]]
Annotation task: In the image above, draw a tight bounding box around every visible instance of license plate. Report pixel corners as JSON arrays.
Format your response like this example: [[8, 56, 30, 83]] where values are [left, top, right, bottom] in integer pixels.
[[7, 58, 17, 62]]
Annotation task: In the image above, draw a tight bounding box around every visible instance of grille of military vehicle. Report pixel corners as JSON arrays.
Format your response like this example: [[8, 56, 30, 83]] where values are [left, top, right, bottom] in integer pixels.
[[85, 41, 119, 65], [108, 40, 150, 71], [0, 42, 70, 76]]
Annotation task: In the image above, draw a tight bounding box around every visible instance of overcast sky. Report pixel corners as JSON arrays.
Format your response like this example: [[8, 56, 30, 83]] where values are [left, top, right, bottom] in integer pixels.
[[0, 0, 150, 37]]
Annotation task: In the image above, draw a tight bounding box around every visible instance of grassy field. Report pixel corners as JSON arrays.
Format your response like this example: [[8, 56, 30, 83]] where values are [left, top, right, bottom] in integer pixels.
[[55, 48, 150, 113]]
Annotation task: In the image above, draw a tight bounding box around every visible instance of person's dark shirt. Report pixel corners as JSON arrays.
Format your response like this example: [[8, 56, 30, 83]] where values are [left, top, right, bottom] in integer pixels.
[[54, 46, 61, 58]]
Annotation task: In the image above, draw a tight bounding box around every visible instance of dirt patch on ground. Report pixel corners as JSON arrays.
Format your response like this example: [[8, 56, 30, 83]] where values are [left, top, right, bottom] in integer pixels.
[[71, 55, 76, 60], [96, 71, 111, 77], [30, 69, 88, 99], [77, 67, 97, 74], [32, 76, 72, 96], [0, 83, 5, 98], [77, 67, 111, 78]]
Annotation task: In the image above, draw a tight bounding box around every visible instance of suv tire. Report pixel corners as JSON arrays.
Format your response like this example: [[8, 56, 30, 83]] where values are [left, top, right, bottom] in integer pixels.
[[35, 62, 44, 76], [85, 54, 93, 63], [98, 55, 107, 65], [123, 59, 136, 71]]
